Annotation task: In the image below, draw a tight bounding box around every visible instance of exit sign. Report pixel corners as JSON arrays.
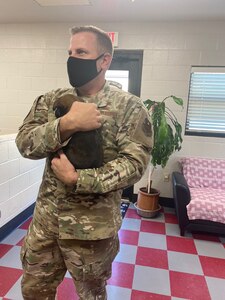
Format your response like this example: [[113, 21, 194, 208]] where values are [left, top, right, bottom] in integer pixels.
[[107, 32, 118, 47]]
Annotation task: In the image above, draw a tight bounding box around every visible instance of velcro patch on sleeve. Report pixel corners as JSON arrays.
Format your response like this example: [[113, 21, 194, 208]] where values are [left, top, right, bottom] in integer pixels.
[[129, 109, 153, 149]]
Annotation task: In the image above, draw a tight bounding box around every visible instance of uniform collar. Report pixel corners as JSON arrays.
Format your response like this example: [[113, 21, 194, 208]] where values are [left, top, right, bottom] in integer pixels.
[[73, 81, 110, 108]]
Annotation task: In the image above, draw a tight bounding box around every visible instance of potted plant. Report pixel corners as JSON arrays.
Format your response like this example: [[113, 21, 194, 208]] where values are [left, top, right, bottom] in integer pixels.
[[135, 95, 183, 218]]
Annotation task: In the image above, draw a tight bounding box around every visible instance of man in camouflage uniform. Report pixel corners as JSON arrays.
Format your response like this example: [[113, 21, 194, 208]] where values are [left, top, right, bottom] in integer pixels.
[[16, 25, 152, 300]]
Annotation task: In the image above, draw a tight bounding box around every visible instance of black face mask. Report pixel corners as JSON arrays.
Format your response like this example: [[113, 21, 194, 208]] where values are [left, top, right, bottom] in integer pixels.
[[67, 53, 104, 88]]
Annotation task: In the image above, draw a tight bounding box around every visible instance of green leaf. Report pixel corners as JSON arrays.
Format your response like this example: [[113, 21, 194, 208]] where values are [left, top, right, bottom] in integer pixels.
[[171, 95, 183, 107], [144, 95, 184, 168], [143, 99, 155, 110]]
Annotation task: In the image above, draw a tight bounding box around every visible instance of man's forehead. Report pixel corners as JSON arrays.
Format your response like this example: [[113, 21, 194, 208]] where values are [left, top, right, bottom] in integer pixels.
[[69, 32, 99, 55], [71, 31, 97, 42]]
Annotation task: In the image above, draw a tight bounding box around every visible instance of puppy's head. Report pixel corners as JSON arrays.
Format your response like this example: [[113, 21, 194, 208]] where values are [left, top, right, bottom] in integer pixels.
[[53, 94, 79, 118]]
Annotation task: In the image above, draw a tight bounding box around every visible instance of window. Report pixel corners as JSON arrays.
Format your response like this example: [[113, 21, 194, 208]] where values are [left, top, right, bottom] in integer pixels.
[[185, 66, 225, 137], [106, 70, 129, 91]]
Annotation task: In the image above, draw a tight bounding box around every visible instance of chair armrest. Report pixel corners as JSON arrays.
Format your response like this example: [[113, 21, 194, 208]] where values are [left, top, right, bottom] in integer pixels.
[[172, 172, 191, 234], [172, 171, 191, 206]]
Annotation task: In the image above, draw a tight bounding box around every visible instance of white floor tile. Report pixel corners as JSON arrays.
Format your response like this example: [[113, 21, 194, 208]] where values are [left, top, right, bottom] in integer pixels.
[[127, 202, 135, 209], [141, 212, 165, 223], [133, 265, 170, 296], [138, 232, 167, 250], [165, 223, 181, 236], [115, 244, 137, 264], [1, 228, 26, 245], [121, 218, 141, 232], [0, 246, 22, 269], [165, 224, 193, 238], [194, 239, 225, 259], [5, 275, 23, 300], [65, 270, 72, 278], [1, 205, 225, 300], [168, 251, 203, 275], [107, 285, 132, 300], [206, 276, 225, 300]]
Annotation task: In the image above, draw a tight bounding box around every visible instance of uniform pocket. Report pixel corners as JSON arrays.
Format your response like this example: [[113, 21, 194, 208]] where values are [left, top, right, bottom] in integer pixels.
[[82, 236, 119, 281]]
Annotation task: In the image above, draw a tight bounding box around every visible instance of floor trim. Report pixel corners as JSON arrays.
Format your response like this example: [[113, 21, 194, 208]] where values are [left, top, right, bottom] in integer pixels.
[[0, 203, 35, 242]]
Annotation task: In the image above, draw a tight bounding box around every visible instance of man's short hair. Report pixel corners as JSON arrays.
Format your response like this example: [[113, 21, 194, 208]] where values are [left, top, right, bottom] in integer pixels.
[[70, 25, 113, 55]]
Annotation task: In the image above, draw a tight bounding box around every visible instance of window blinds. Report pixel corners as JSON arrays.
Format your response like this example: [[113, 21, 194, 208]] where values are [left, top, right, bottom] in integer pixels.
[[186, 67, 225, 137]]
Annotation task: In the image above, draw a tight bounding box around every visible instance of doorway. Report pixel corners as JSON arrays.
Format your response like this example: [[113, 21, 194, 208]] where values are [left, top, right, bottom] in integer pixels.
[[106, 50, 143, 202], [108, 49, 143, 96]]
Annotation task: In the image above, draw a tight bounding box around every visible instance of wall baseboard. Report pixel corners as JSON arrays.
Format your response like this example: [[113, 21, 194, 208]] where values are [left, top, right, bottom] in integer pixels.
[[159, 196, 175, 208], [0, 203, 35, 242]]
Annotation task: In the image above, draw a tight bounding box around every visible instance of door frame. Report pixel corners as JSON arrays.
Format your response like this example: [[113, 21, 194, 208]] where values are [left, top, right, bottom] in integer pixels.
[[109, 49, 143, 97], [109, 50, 144, 202]]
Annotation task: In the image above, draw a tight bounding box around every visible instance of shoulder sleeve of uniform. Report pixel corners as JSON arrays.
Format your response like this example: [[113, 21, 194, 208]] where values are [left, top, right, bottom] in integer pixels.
[[128, 105, 152, 149], [16, 90, 66, 159], [118, 96, 153, 151]]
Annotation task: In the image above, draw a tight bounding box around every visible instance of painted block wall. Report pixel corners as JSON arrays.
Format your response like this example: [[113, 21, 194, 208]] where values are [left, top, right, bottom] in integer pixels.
[[0, 21, 225, 202], [0, 134, 45, 227]]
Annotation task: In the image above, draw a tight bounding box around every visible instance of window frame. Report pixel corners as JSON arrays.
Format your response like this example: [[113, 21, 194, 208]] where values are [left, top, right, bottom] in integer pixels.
[[185, 66, 225, 138]]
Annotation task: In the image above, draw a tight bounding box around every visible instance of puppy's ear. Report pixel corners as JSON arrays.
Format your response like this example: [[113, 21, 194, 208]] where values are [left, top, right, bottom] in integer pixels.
[[53, 94, 78, 117], [54, 106, 67, 118]]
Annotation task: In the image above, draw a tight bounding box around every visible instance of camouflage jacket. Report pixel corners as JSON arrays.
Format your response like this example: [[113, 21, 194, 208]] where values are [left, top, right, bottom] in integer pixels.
[[16, 81, 152, 240]]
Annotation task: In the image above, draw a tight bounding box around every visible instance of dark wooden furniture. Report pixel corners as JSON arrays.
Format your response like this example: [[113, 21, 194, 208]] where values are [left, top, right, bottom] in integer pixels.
[[172, 171, 225, 236]]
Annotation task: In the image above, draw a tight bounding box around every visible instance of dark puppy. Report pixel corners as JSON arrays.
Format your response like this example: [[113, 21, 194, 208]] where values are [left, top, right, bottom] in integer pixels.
[[53, 94, 103, 169]]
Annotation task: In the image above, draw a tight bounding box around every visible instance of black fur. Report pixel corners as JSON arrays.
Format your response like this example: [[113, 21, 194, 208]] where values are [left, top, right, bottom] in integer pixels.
[[53, 94, 103, 169]]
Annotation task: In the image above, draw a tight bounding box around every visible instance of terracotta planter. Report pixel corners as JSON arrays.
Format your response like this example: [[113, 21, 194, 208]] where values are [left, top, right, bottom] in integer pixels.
[[137, 187, 160, 211], [134, 202, 161, 218]]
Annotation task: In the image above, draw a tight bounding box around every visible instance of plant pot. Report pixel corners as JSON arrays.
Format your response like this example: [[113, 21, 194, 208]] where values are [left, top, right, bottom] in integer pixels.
[[137, 187, 160, 211], [134, 202, 161, 218]]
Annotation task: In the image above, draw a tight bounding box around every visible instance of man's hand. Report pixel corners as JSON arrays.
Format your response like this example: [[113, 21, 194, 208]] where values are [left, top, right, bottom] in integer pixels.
[[51, 151, 78, 186], [59, 102, 102, 142]]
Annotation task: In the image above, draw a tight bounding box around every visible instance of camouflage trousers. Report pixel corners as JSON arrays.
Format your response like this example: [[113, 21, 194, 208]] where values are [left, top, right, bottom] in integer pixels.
[[20, 219, 119, 300]]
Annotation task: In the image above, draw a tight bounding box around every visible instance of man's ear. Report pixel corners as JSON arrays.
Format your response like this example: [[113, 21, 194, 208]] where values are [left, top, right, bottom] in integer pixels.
[[100, 53, 112, 70]]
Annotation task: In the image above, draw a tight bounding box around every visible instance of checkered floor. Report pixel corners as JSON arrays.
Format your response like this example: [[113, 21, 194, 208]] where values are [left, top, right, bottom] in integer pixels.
[[0, 204, 225, 300]]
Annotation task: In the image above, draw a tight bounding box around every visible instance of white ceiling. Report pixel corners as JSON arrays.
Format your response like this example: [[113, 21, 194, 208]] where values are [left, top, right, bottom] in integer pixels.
[[1, 0, 225, 23]]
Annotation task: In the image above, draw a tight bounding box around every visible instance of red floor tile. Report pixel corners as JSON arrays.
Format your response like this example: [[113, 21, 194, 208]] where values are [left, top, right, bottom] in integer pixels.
[[131, 289, 170, 300], [118, 229, 139, 246], [136, 246, 168, 269], [199, 256, 225, 279], [0, 267, 23, 297], [125, 208, 142, 219], [1, 205, 225, 299], [57, 277, 79, 300], [108, 261, 134, 289], [170, 271, 211, 300], [166, 235, 198, 254], [164, 213, 178, 224], [17, 237, 25, 246], [19, 217, 32, 230], [140, 220, 165, 235], [0, 244, 13, 259]]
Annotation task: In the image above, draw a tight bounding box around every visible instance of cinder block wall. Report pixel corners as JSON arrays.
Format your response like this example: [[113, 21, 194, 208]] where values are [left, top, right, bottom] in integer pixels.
[[1, 21, 225, 201], [0, 134, 45, 228]]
